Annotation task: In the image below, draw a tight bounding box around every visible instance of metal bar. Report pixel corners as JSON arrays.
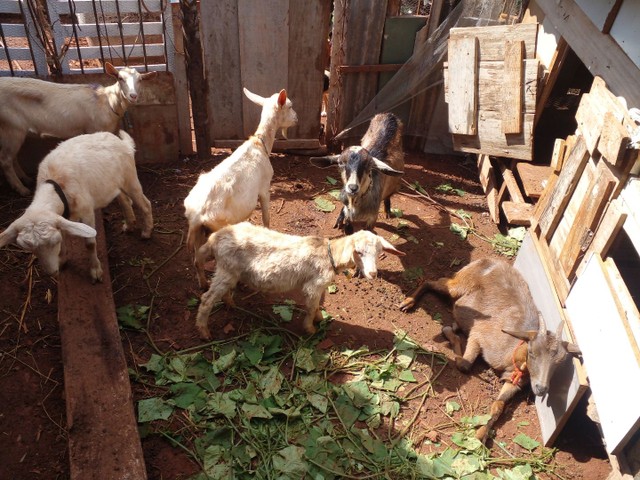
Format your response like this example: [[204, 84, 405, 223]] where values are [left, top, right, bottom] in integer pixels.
[[67, 0, 85, 73], [136, 0, 148, 70], [0, 22, 14, 75]]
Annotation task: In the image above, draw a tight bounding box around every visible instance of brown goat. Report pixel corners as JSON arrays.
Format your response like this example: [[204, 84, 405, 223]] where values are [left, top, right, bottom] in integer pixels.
[[399, 258, 581, 442]]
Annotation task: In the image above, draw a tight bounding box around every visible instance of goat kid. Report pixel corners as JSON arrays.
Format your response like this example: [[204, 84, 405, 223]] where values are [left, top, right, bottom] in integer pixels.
[[194, 222, 403, 340], [0, 62, 156, 196], [399, 258, 580, 443], [184, 88, 298, 289], [310, 112, 404, 234], [0, 131, 153, 283]]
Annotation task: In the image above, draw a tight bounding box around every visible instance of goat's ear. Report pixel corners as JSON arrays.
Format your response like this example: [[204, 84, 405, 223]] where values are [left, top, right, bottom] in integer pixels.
[[372, 157, 404, 176], [563, 341, 582, 356], [56, 217, 97, 239], [140, 70, 158, 80], [502, 328, 538, 341], [378, 237, 404, 256], [0, 222, 20, 248], [243, 87, 265, 106], [277, 89, 287, 107], [310, 155, 340, 168], [105, 62, 119, 78]]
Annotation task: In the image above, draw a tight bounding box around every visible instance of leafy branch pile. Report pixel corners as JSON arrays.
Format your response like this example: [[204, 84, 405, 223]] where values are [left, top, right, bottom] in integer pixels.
[[131, 324, 557, 479]]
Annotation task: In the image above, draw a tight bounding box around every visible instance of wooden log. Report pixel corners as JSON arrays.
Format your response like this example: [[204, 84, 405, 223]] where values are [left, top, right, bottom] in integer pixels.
[[537, 135, 590, 241], [58, 212, 147, 480], [502, 40, 524, 134], [447, 36, 478, 135]]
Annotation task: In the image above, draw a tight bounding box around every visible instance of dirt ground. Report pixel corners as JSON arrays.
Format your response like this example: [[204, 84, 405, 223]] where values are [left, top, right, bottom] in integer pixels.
[[0, 148, 612, 479]]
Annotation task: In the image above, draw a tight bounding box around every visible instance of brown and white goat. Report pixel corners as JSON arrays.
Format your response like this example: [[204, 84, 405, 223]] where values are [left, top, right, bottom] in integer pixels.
[[183, 88, 298, 289], [399, 258, 581, 442], [0, 62, 156, 196], [194, 222, 404, 340], [310, 112, 404, 235]]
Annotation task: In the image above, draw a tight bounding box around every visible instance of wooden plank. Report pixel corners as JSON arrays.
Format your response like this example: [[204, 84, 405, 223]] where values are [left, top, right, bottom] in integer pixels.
[[499, 159, 525, 203], [537, 135, 590, 241], [337, 64, 403, 73], [452, 111, 534, 160], [549, 138, 567, 172], [288, 0, 330, 141], [58, 213, 147, 480], [477, 154, 499, 223], [502, 40, 524, 134], [170, 3, 194, 155], [599, 111, 631, 167], [559, 161, 616, 279], [536, 0, 640, 109], [575, 198, 627, 277], [502, 201, 533, 226], [566, 254, 640, 454], [536, 230, 571, 304], [447, 36, 478, 135], [238, 0, 289, 137], [445, 59, 538, 113], [514, 232, 588, 446], [517, 162, 552, 199], [449, 23, 538, 61], [201, 0, 244, 140]]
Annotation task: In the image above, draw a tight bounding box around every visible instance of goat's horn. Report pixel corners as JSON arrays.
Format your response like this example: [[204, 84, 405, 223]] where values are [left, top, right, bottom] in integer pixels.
[[555, 319, 565, 340], [538, 314, 547, 334]]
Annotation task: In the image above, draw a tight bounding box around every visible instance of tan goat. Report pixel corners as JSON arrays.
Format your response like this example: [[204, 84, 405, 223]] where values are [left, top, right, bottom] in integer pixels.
[[399, 258, 581, 442]]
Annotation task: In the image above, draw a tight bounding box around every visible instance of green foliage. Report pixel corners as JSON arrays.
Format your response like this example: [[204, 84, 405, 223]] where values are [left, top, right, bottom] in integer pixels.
[[116, 304, 150, 331], [325, 176, 338, 185], [134, 328, 556, 479], [436, 183, 466, 196], [314, 197, 336, 212]]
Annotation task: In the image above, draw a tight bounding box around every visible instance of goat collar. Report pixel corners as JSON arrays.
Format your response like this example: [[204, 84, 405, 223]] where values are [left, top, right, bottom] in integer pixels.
[[327, 240, 338, 272], [253, 134, 269, 155], [510, 340, 528, 387], [45, 179, 70, 219]]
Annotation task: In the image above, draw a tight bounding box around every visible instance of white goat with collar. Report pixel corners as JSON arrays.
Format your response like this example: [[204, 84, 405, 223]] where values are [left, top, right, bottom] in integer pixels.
[[184, 88, 298, 289], [0, 62, 156, 196], [0, 131, 153, 283], [193, 222, 404, 340]]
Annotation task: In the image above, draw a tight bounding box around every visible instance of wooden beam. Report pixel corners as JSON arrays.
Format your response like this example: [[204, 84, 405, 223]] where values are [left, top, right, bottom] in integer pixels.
[[170, 2, 194, 156], [477, 154, 499, 223], [213, 139, 321, 151], [447, 36, 478, 135], [502, 40, 524, 134], [499, 159, 525, 203], [599, 111, 631, 167], [58, 212, 147, 480], [502, 201, 533, 226], [549, 138, 567, 172], [517, 162, 553, 199]]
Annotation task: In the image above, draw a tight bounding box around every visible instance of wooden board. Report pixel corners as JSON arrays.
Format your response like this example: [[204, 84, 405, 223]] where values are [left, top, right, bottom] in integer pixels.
[[58, 212, 147, 479], [447, 36, 478, 135], [238, 0, 289, 137], [537, 135, 590, 241], [213, 139, 321, 151], [449, 23, 538, 61], [502, 40, 524, 134], [516, 162, 552, 199], [502, 201, 533, 226], [499, 160, 525, 203], [514, 232, 588, 446], [598, 111, 631, 167], [566, 254, 640, 454], [559, 160, 616, 279], [170, 2, 194, 156], [477, 154, 499, 223]]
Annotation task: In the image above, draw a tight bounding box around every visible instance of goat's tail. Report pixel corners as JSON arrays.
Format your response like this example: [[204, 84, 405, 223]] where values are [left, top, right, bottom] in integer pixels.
[[117, 130, 136, 152]]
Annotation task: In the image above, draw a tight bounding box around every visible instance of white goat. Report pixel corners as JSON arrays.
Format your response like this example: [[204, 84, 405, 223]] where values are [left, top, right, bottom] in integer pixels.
[[0, 62, 156, 196], [0, 131, 153, 283], [184, 87, 298, 289], [194, 222, 404, 340]]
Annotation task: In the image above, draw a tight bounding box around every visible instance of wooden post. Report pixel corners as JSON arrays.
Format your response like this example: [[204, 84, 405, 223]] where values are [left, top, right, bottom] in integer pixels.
[[181, 0, 209, 159]]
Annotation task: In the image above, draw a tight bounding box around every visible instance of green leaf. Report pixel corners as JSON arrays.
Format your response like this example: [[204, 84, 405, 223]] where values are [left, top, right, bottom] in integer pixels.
[[327, 284, 338, 294], [138, 397, 174, 422], [446, 400, 461, 414], [391, 208, 403, 218], [497, 463, 534, 480], [272, 445, 307, 476], [307, 393, 328, 413], [513, 433, 540, 452], [450, 222, 469, 240], [402, 266, 424, 282], [451, 452, 483, 476], [452, 431, 483, 451], [295, 347, 318, 372], [461, 414, 491, 427], [116, 304, 149, 331], [241, 403, 273, 420], [273, 304, 294, 322], [259, 365, 284, 397], [169, 382, 206, 409], [314, 197, 336, 212], [436, 183, 466, 196], [432, 312, 443, 323], [206, 392, 237, 418], [326, 176, 338, 185], [186, 297, 199, 309], [328, 189, 342, 200], [398, 369, 416, 382]]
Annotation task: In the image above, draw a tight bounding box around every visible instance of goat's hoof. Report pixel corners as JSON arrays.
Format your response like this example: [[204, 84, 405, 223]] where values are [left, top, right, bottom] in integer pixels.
[[456, 358, 472, 373], [399, 298, 415, 312], [141, 230, 152, 240], [91, 267, 104, 284], [197, 325, 212, 341], [475, 426, 490, 444]]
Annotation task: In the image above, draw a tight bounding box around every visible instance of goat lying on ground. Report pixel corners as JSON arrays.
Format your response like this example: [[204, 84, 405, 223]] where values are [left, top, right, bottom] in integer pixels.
[[0, 131, 153, 283], [0, 62, 156, 196], [194, 222, 404, 340], [399, 258, 581, 443], [184, 88, 298, 289], [310, 112, 404, 234]]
